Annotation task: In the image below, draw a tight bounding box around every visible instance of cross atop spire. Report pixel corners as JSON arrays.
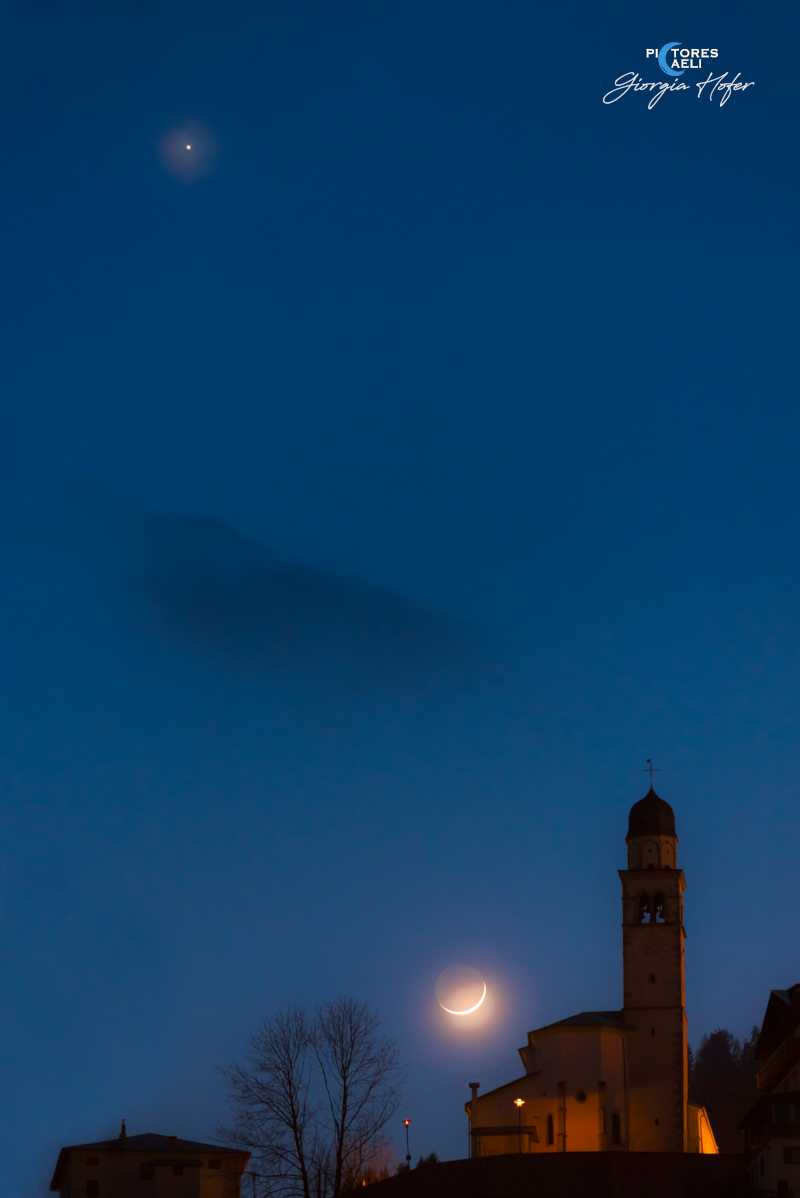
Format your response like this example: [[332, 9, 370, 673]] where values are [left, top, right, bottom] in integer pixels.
[[643, 759, 659, 786]]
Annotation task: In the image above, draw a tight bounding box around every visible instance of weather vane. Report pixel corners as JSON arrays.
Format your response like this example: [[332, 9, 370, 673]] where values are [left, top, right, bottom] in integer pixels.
[[643, 759, 659, 785]]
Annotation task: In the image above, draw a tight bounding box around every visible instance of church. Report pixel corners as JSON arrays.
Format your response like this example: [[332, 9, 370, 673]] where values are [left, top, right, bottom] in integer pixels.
[[465, 784, 719, 1156]]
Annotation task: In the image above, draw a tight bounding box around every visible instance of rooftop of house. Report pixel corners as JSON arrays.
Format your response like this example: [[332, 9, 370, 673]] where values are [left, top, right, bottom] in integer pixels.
[[754, 984, 800, 1061], [49, 1130, 249, 1190]]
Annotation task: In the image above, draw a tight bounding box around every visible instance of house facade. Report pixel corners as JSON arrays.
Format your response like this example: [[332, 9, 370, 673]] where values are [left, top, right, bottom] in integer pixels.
[[740, 983, 800, 1195], [49, 1123, 250, 1198]]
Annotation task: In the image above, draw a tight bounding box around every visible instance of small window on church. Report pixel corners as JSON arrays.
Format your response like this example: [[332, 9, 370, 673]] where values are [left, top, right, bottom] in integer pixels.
[[654, 893, 665, 923], [612, 1113, 621, 1145], [649, 974, 656, 983], [760, 1156, 765, 1176], [546, 1115, 554, 1145], [639, 894, 650, 923], [576, 1092, 587, 1103]]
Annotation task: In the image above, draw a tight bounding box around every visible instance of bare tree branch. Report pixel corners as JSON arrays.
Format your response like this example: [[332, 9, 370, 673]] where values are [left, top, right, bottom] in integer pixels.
[[218, 998, 404, 1198]]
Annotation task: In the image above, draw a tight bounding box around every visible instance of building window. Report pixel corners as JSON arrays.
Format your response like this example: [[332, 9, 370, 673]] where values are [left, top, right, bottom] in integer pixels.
[[546, 1115, 554, 1146], [649, 974, 656, 983], [576, 1092, 587, 1104], [208, 1160, 221, 1169], [760, 1156, 765, 1176], [173, 1166, 184, 1176], [654, 893, 665, 923], [141, 1164, 154, 1180], [86, 1184, 99, 1198], [784, 1148, 800, 1164], [612, 1113, 622, 1145], [86, 1157, 99, 1167], [639, 894, 650, 923]]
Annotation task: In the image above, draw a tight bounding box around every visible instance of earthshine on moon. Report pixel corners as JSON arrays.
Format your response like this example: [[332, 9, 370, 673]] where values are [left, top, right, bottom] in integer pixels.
[[435, 964, 487, 1015]]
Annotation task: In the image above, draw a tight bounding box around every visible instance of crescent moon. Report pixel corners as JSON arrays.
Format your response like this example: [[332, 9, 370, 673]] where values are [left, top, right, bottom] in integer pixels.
[[658, 42, 684, 77], [439, 982, 487, 1016]]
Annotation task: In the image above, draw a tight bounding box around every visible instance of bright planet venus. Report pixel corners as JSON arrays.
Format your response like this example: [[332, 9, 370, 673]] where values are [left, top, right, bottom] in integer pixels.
[[435, 964, 486, 1014]]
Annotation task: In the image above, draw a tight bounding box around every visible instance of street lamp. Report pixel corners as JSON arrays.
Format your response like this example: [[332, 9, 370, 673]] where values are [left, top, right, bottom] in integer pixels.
[[403, 1119, 411, 1171], [514, 1099, 525, 1154]]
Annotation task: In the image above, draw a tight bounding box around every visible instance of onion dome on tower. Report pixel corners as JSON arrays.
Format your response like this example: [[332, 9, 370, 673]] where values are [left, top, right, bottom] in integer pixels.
[[626, 787, 677, 840], [625, 787, 678, 869]]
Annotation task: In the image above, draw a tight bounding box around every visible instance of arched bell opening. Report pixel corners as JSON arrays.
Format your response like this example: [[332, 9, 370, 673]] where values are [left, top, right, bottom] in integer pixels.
[[653, 892, 666, 923]]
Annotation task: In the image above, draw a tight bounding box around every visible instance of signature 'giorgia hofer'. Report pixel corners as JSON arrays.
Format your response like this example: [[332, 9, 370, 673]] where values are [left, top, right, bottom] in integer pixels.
[[604, 70, 754, 109]]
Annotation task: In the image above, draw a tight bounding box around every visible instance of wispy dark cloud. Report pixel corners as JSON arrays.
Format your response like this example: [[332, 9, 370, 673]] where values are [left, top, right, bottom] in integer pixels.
[[0, 471, 479, 689], [129, 509, 477, 688]]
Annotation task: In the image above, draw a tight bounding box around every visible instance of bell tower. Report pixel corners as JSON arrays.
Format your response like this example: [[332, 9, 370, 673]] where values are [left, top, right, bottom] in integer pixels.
[[619, 785, 688, 1152]]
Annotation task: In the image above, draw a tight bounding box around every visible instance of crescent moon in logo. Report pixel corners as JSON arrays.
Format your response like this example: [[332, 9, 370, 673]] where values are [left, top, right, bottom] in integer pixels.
[[658, 42, 684, 76]]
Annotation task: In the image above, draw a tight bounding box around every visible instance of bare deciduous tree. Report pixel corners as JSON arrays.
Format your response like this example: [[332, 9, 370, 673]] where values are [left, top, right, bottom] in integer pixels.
[[218, 998, 404, 1198]]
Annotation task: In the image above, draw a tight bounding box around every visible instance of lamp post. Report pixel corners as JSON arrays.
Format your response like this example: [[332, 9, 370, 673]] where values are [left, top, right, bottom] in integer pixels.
[[514, 1099, 525, 1154], [403, 1119, 411, 1171]]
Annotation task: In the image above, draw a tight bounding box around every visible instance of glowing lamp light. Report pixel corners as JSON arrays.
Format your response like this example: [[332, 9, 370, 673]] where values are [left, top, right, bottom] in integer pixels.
[[514, 1098, 525, 1153]]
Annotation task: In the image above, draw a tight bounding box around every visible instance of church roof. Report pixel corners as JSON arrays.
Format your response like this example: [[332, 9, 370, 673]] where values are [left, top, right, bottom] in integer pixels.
[[626, 787, 677, 840], [533, 1010, 627, 1035], [49, 1133, 248, 1190]]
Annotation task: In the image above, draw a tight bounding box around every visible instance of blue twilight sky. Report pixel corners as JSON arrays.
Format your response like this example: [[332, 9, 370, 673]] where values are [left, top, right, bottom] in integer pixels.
[[0, 1, 797, 1192]]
